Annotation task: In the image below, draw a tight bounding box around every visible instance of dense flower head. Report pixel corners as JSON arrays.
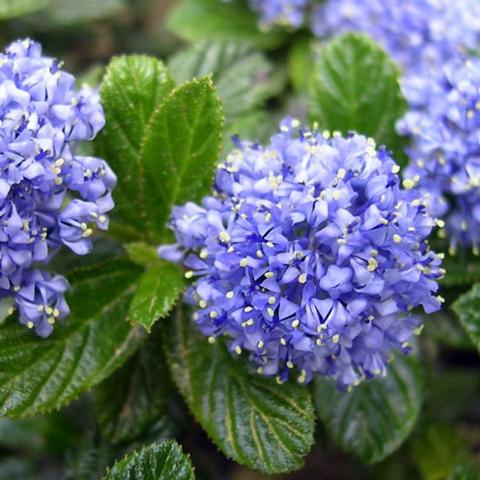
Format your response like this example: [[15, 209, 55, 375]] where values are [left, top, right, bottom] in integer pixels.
[[223, 0, 308, 28], [0, 39, 115, 336], [397, 57, 480, 253], [313, 0, 480, 76], [160, 119, 443, 388]]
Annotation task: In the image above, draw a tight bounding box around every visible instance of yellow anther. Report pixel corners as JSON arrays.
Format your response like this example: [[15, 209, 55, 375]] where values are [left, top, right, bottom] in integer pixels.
[[27, 321, 34, 329], [37, 305, 44, 312], [332, 334, 340, 344], [286, 361, 294, 369], [402, 179, 415, 190], [256, 249, 263, 258], [244, 306, 253, 313], [226, 291, 234, 299], [337, 168, 346, 179], [265, 271, 274, 279], [199, 300, 207, 308], [184, 270, 194, 279], [391, 165, 401, 174], [280, 338, 287, 345], [240, 258, 248, 267], [47, 317, 55, 325], [82, 228, 93, 238], [264, 212, 272, 222], [393, 234, 402, 244], [332, 190, 341, 200], [268, 296, 276, 305], [292, 319, 300, 328], [219, 231, 230, 243], [267, 307, 275, 317], [199, 249, 208, 259], [257, 340, 264, 349], [54, 177, 63, 185], [298, 273, 307, 284], [208, 336, 216, 344], [234, 346, 242, 355], [209, 311, 218, 319], [435, 219, 445, 228], [266, 241, 274, 248], [367, 258, 378, 272]]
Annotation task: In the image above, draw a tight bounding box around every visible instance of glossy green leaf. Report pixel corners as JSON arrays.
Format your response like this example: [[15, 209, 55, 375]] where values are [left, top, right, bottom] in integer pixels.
[[166, 0, 287, 50], [164, 308, 315, 474], [102, 440, 195, 480], [96, 57, 223, 243], [0, 258, 145, 417], [314, 354, 422, 464], [453, 284, 480, 352], [309, 33, 407, 160], [0, 0, 49, 19], [168, 40, 285, 122], [95, 56, 175, 243], [128, 262, 184, 332], [141, 77, 224, 241], [95, 329, 174, 444]]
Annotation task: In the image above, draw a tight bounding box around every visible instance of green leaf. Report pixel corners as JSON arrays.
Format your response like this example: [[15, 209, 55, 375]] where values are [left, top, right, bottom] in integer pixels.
[[309, 33, 407, 160], [314, 354, 422, 464], [128, 262, 184, 332], [453, 284, 480, 352], [95, 56, 175, 243], [96, 57, 223, 243], [102, 440, 195, 480], [163, 308, 315, 474], [46, 0, 125, 25], [0, 0, 49, 20], [141, 77, 224, 241], [168, 40, 285, 123], [412, 424, 469, 480], [288, 35, 315, 93], [166, 0, 287, 50], [95, 329, 175, 444], [0, 258, 145, 417]]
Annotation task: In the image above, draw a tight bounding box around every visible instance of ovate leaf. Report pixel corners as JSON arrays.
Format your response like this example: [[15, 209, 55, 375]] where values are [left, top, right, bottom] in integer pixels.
[[0, 258, 145, 417], [95, 329, 175, 444], [0, 0, 49, 20], [314, 354, 422, 464], [141, 77, 223, 240], [453, 284, 480, 351], [166, 0, 287, 50], [309, 33, 407, 160], [96, 57, 223, 243], [95, 56, 175, 243], [163, 308, 315, 474], [102, 440, 195, 480], [128, 262, 184, 332]]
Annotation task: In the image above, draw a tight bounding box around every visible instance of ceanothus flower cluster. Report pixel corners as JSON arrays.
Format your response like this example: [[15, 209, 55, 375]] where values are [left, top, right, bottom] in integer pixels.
[[0, 39, 115, 337], [223, 0, 308, 28], [397, 58, 480, 253], [313, 0, 480, 76], [160, 119, 443, 388]]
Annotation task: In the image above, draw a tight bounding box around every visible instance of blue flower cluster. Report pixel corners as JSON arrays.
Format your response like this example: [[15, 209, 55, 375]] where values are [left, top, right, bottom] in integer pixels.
[[160, 119, 443, 387], [0, 39, 115, 336], [224, 0, 308, 28], [398, 58, 480, 252], [313, 0, 480, 76]]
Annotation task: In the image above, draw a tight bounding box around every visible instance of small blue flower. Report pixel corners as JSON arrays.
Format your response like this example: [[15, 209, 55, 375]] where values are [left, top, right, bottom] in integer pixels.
[[313, 0, 480, 76], [398, 57, 480, 253], [160, 119, 443, 388], [0, 39, 116, 336]]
